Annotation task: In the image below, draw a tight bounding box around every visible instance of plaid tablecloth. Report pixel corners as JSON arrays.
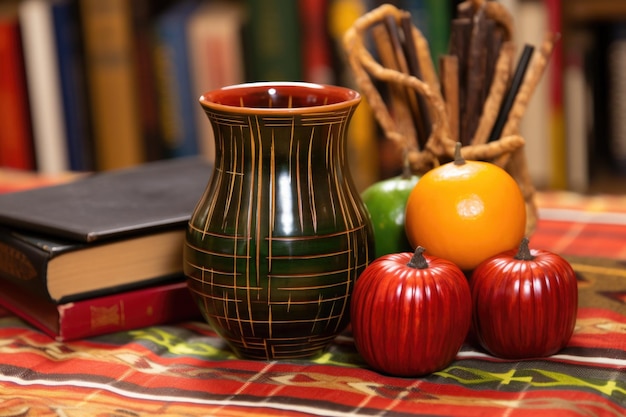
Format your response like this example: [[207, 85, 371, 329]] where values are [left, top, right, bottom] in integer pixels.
[[1, 190, 625, 416]]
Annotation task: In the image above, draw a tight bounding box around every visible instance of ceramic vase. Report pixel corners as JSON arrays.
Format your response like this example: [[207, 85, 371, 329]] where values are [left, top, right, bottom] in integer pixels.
[[184, 82, 374, 360]]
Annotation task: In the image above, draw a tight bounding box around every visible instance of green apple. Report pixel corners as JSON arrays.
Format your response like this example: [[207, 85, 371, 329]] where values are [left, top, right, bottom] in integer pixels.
[[361, 174, 419, 259]]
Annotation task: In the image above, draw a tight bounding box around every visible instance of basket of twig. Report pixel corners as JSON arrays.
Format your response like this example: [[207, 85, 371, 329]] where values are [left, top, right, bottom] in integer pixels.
[[343, 0, 558, 235]]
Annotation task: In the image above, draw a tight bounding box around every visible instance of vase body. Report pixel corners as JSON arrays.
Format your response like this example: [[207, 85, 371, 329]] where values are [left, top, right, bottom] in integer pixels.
[[184, 82, 374, 360]]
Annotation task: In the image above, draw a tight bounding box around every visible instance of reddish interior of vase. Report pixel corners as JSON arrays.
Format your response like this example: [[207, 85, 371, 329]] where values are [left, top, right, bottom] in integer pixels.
[[201, 82, 359, 110]]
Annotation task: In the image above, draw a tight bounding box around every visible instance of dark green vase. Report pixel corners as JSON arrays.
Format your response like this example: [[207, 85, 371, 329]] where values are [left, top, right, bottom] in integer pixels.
[[184, 82, 374, 360]]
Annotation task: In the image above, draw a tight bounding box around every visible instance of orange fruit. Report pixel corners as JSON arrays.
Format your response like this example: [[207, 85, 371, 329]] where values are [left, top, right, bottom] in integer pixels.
[[404, 144, 526, 271]]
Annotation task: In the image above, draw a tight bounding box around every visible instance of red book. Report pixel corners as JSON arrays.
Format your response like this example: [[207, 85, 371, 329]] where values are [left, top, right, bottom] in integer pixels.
[[0, 278, 201, 341], [299, 0, 333, 84], [0, 5, 35, 170], [545, 0, 566, 188]]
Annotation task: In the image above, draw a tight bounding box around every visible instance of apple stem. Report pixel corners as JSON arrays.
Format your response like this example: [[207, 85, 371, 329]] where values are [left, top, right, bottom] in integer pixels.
[[453, 142, 465, 166], [514, 237, 534, 261], [407, 246, 429, 269]]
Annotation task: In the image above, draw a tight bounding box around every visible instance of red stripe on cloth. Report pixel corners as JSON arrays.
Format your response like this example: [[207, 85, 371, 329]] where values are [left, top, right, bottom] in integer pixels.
[[532, 219, 626, 258], [533, 191, 626, 258]]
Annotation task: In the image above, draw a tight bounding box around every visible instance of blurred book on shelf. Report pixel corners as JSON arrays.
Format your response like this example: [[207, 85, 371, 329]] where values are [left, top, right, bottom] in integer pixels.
[[242, 0, 302, 82], [153, 0, 202, 159], [19, 0, 71, 174], [79, 0, 146, 170], [51, 0, 94, 172], [300, 0, 335, 84], [0, 1, 35, 171], [187, 0, 245, 161], [564, 26, 592, 193], [607, 22, 626, 176], [515, 0, 553, 190], [132, 0, 169, 162]]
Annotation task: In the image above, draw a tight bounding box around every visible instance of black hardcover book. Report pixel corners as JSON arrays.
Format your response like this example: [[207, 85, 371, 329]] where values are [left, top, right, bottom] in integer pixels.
[[0, 157, 213, 302], [0, 156, 212, 242]]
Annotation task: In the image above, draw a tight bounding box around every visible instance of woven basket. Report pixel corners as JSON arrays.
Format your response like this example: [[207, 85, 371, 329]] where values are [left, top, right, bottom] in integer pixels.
[[341, 2, 558, 235]]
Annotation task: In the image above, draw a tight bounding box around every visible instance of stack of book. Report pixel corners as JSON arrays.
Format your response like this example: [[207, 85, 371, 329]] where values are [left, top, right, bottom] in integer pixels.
[[0, 156, 212, 341]]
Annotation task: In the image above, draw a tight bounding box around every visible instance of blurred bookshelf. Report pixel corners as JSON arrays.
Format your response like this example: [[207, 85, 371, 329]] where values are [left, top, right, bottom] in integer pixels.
[[561, 0, 626, 194], [4, 0, 626, 194], [0, 0, 386, 192]]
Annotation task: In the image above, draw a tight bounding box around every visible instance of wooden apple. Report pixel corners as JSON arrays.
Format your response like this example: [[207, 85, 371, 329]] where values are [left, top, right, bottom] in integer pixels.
[[351, 247, 472, 376], [470, 237, 578, 359]]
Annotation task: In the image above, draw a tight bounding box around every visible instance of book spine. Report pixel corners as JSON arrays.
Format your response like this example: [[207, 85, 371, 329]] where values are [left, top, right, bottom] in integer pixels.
[[56, 281, 200, 341], [153, 0, 200, 158], [516, 0, 551, 189], [51, 0, 93, 172], [79, 0, 145, 170], [564, 28, 592, 192], [545, 0, 567, 189], [0, 229, 54, 301], [608, 22, 626, 175], [0, 277, 200, 341], [0, 10, 35, 170], [299, 0, 334, 84], [242, 0, 302, 82], [130, 0, 166, 163], [187, 2, 245, 161], [18, 0, 70, 174]]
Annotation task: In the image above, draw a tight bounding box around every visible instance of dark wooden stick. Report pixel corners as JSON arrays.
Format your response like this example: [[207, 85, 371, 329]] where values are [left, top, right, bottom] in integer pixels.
[[448, 17, 472, 144], [382, 15, 424, 150], [439, 55, 460, 142], [462, 4, 489, 145], [483, 19, 503, 104], [487, 44, 535, 142]]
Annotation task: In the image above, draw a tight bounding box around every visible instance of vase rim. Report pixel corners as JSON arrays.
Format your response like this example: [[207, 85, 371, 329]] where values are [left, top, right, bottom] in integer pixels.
[[199, 81, 361, 114]]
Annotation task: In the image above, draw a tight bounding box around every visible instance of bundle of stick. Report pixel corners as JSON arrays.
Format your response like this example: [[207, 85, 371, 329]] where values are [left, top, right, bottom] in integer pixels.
[[342, 0, 558, 235]]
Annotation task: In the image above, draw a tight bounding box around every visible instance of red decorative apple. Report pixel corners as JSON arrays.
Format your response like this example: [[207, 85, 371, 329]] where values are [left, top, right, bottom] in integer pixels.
[[351, 247, 472, 376], [470, 237, 578, 359]]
